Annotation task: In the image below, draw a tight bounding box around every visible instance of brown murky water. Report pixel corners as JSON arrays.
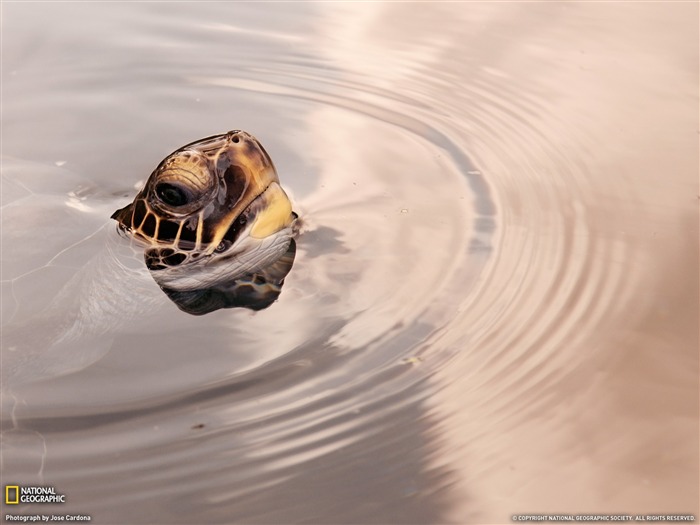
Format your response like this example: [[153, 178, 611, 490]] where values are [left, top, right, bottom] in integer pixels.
[[1, 3, 697, 524]]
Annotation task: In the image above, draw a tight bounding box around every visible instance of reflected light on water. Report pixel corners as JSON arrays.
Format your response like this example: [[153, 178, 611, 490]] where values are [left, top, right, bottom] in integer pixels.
[[1, 1, 697, 523]]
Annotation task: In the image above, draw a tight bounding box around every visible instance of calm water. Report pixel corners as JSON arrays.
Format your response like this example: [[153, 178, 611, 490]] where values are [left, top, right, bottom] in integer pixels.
[[1, 3, 698, 523]]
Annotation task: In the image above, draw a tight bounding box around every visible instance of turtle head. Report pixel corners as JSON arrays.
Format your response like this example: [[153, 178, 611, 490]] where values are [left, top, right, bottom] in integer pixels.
[[112, 131, 297, 290]]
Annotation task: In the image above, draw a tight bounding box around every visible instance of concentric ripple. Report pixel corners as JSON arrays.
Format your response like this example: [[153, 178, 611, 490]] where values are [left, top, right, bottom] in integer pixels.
[[2, 2, 697, 523]]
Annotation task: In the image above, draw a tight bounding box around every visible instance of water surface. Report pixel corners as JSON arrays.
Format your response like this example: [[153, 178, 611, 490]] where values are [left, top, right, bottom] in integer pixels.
[[2, 2, 698, 523]]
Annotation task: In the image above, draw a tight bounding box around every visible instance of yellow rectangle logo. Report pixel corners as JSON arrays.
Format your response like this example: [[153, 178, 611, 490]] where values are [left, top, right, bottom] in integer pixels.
[[5, 485, 19, 504]]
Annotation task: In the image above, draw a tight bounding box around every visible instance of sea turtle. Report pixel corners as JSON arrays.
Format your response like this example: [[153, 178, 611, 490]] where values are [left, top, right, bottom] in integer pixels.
[[111, 130, 298, 314], [1, 130, 297, 389]]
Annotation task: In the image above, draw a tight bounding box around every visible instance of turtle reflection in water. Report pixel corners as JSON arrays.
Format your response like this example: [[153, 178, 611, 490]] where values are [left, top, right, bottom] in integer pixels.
[[111, 131, 298, 315]]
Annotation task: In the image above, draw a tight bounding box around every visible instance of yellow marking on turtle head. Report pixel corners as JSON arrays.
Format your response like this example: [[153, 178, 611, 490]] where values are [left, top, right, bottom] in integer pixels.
[[249, 183, 293, 239]]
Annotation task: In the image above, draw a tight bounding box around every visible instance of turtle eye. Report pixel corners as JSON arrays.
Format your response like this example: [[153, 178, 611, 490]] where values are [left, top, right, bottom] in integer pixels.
[[156, 183, 191, 207]]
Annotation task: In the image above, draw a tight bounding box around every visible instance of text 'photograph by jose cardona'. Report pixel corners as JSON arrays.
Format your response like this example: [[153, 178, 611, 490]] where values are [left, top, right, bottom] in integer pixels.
[[1, 1, 697, 524]]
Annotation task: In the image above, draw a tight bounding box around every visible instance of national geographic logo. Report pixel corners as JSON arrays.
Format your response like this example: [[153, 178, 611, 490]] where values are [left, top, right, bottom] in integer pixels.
[[5, 486, 66, 504]]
